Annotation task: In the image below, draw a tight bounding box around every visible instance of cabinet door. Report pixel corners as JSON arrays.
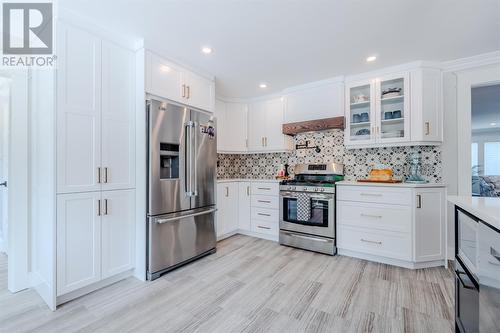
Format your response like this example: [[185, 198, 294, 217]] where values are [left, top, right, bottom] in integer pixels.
[[57, 23, 101, 193], [183, 71, 215, 112], [102, 41, 136, 191], [146, 51, 183, 103], [215, 99, 227, 152], [101, 189, 135, 279], [224, 102, 248, 152], [345, 80, 376, 146], [264, 98, 288, 151], [216, 183, 227, 238], [414, 189, 445, 262], [238, 182, 251, 231], [57, 192, 101, 295], [247, 101, 267, 151], [376, 73, 410, 144], [216, 183, 238, 237]]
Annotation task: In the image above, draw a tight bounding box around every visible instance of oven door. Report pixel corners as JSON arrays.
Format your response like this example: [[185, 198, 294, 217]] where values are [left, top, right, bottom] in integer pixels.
[[279, 191, 334, 238]]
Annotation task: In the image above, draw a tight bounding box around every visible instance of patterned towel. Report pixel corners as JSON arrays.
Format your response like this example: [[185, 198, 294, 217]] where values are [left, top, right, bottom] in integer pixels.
[[296, 193, 311, 221]]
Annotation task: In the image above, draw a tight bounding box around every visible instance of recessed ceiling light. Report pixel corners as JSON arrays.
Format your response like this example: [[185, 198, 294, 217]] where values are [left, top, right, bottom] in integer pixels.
[[491, 122, 497, 126], [201, 47, 213, 54], [160, 65, 171, 72], [366, 55, 377, 62], [259, 83, 267, 88]]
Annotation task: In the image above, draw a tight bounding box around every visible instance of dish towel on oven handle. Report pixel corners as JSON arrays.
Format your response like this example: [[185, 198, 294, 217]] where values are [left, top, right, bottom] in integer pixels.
[[296, 193, 311, 221]]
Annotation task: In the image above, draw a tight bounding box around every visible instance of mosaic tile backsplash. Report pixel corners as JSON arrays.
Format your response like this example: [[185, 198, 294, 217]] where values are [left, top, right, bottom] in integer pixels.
[[217, 129, 442, 183]]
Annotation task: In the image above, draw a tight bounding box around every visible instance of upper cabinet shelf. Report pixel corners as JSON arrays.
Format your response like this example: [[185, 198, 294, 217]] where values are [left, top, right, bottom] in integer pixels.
[[344, 67, 442, 149], [145, 50, 215, 112]]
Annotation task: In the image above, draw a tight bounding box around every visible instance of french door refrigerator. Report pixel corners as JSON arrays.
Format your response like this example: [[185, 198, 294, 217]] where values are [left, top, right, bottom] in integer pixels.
[[147, 99, 217, 280]]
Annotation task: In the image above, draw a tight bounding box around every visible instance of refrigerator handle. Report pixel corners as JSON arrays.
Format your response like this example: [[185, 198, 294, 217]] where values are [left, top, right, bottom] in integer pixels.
[[185, 122, 193, 196], [193, 121, 198, 196]]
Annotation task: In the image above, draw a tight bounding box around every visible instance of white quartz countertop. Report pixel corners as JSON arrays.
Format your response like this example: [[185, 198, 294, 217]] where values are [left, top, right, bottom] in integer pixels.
[[447, 195, 500, 231], [217, 179, 280, 183], [336, 181, 447, 188]]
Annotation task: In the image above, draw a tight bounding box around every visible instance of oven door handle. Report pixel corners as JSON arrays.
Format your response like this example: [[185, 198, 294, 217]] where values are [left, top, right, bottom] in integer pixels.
[[456, 271, 476, 290]]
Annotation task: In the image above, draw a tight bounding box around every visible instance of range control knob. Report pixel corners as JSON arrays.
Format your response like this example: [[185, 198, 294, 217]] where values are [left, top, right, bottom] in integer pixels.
[[320, 188, 325, 192], [314, 188, 319, 192], [288, 186, 293, 190], [303, 187, 308, 191]]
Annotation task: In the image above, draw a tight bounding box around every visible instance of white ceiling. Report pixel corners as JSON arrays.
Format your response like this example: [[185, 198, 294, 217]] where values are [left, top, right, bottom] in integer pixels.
[[59, 0, 500, 98], [472, 84, 500, 130]]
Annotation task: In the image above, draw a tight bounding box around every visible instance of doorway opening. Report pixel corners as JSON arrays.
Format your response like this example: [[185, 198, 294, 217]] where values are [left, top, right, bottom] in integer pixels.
[[471, 83, 500, 197]]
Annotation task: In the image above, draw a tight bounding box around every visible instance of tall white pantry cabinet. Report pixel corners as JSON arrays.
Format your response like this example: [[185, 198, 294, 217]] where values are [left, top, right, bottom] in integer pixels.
[[54, 22, 136, 303]]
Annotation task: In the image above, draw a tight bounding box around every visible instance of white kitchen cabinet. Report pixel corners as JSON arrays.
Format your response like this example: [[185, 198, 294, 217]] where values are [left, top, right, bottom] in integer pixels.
[[344, 67, 442, 148], [57, 24, 135, 194], [101, 190, 135, 279], [215, 99, 248, 153], [414, 188, 446, 262], [145, 50, 215, 112], [238, 182, 251, 232], [57, 192, 102, 295], [248, 98, 293, 152], [216, 182, 239, 238], [56, 24, 102, 194], [57, 189, 135, 295], [337, 183, 446, 269], [283, 79, 344, 123], [146, 51, 183, 104], [101, 41, 136, 191]]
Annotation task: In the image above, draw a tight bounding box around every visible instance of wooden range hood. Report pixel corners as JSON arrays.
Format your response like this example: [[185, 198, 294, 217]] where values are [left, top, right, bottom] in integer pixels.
[[282, 116, 345, 136]]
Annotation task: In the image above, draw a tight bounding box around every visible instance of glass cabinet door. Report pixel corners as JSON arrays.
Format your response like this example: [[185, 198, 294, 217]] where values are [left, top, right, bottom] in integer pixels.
[[347, 82, 374, 144], [377, 75, 409, 142]]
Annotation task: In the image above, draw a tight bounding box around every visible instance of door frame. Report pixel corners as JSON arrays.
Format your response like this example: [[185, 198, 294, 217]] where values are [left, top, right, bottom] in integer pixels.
[[0, 69, 30, 293], [456, 64, 500, 196]]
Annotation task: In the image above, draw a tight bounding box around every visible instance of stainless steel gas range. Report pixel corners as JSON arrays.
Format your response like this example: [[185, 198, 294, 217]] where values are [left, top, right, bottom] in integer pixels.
[[279, 163, 344, 255]]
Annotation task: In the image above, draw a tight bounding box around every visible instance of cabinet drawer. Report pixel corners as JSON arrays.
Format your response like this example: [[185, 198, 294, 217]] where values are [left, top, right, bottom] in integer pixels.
[[251, 219, 278, 236], [337, 186, 412, 206], [251, 182, 279, 196], [338, 225, 411, 261], [251, 195, 279, 209], [337, 201, 411, 233], [251, 207, 278, 223]]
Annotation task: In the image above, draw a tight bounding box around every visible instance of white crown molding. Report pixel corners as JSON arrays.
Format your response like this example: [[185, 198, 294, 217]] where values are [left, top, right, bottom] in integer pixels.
[[441, 50, 500, 72], [282, 75, 345, 94], [345, 61, 442, 83]]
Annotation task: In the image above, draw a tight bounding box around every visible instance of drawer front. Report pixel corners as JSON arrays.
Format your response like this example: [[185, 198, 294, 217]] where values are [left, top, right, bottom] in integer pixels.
[[251, 182, 279, 196], [251, 219, 278, 236], [251, 195, 279, 209], [337, 186, 412, 206], [251, 207, 279, 223], [337, 201, 411, 233], [338, 225, 411, 261]]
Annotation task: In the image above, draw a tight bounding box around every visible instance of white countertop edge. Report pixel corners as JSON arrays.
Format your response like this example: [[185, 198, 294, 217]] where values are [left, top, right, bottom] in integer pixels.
[[335, 181, 447, 188], [217, 178, 280, 183], [447, 195, 500, 231]]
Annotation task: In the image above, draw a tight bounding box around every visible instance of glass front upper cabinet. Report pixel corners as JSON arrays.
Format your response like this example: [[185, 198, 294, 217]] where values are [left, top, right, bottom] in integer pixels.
[[377, 74, 409, 142], [347, 81, 375, 144]]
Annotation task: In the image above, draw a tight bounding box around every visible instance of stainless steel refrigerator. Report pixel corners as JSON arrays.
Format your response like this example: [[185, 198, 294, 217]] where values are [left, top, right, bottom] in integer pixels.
[[147, 99, 217, 280]]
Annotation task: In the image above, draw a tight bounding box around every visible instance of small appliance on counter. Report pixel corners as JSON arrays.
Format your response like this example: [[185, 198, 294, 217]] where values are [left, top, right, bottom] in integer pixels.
[[279, 163, 344, 255], [405, 152, 428, 184], [357, 165, 402, 183]]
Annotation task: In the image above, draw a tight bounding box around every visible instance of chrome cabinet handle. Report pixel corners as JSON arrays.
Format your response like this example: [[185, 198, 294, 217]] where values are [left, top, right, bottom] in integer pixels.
[[104, 199, 108, 215], [360, 213, 382, 219], [261, 137, 265, 147], [416, 194, 422, 208], [225, 186, 229, 197], [97, 199, 101, 216], [264, 137, 267, 146], [258, 187, 271, 190], [186, 85, 190, 99], [182, 84, 186, 98], [104, 167, 108, 184], [258, 200, 271, 203], [425, 122, 430, 135], [360, 238, 382, 245], [257, 213, 271, 217], [247, 186, 250, 196], [257, 225, 271, 230], [97, 167, 101, 184]]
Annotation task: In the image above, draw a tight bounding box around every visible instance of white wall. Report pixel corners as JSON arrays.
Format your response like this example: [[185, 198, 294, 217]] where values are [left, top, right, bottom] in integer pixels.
[[0, 78, 10, 253]]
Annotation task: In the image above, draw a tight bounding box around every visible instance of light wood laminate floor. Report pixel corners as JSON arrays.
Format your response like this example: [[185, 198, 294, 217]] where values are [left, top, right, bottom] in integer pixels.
[[0, 235, 454, 333]]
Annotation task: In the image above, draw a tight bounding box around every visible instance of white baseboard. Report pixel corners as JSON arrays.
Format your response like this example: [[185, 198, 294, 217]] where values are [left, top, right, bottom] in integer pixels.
[[236, 229, 279, 242], [56, 269, 135, 306], [338, 248, 446, 269]]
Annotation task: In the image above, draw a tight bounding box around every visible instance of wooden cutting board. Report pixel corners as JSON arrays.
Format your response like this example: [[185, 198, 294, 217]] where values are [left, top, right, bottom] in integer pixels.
[[357, 179, 403, 183]]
